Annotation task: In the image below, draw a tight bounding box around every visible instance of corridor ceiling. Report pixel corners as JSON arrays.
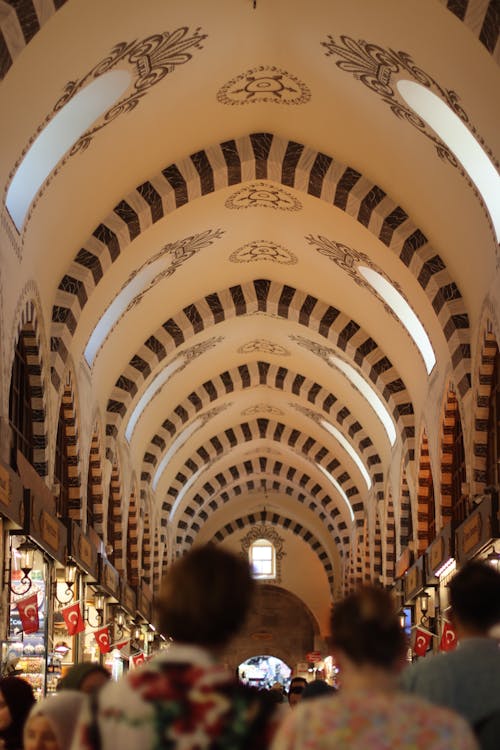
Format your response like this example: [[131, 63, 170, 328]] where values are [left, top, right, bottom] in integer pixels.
[[1, 0, 499, 609]]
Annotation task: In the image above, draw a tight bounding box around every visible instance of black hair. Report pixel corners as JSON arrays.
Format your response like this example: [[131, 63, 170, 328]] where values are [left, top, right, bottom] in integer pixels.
[[448, 561, 500, 632]]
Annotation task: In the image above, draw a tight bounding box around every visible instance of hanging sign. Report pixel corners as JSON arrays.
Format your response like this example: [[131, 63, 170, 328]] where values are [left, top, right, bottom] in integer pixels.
[[16, 591, 39, 634], [61, 600, 85, 635]]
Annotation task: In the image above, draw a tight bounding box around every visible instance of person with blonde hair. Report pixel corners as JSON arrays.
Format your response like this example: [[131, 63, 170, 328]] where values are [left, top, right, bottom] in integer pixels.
[[24, 691, 85, 750], [271, 585, 478, 750]]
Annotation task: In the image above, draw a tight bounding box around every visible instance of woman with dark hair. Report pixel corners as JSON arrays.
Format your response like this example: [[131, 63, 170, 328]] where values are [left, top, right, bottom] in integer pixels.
[[271, 586, 479, 750], [0, 676, 36, 750], [70, 544, 279, 750]]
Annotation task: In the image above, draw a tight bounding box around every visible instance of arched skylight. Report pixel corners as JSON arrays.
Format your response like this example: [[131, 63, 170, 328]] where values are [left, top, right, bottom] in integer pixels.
[[320, 419, 371, 490], [330, 355, 397, 446], [316, 463, 354, 523], [152, 418, 202, 490], [6, 70, 131, 231], [125, 360, 183, 443], [358, 265, 436, 374], [397, 79, 500, 242]]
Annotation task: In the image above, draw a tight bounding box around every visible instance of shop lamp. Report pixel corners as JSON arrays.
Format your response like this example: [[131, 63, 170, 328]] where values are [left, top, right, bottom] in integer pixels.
[[486, 547, 500, 570], [8, 538, 37, 595], [54, 559, 77, 605], [113, 609, 126, 639], [86, 593, 105, 627], [419, 590, 430, 615], [398, 609, 406, 629]]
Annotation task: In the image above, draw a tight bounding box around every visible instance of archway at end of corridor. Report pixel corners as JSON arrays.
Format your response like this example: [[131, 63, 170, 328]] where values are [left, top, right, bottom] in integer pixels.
[[237, 654, 291, 690]]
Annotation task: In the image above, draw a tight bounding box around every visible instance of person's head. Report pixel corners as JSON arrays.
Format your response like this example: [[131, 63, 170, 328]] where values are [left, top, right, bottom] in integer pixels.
[[448, 560, 500, 635], [330, 585, 405, 671], [24, 690, 85, 750], [56, 662, 110, 693], [301, 679, 336, 701], [0, 676, 36, 740], [287, 677, 307, 707], [158, 543, 255, 649]]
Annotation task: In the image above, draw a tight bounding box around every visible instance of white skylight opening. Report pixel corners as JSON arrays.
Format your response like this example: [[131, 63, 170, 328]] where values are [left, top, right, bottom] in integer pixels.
[[397, 79, 500, 242], [320, 419, 372, 490], [152, 418, 202, 491], [330, 355, 397, 446], [316, 463, 354, 523], [169, 464, 205, 520], [85, 254, 165, 366], [358, 265, 436, 374], [6, 70, 131, 231], [125, 360, 183, 443]]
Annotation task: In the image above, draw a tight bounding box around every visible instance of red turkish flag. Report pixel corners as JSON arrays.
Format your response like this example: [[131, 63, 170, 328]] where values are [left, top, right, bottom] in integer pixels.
[[131, 652, 145, 668], [413, 627, 432, 657], [61, 601, 85, 635], [111, 639, 130, 651], [16, 592, 39, 634], [439, 620, 457, 652], [94, 625, 111, 654]]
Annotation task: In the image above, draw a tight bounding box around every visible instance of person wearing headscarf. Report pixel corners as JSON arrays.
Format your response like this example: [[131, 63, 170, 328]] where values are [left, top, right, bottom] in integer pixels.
[[24, 690, 85, 750], [0, 676, 36, 750]]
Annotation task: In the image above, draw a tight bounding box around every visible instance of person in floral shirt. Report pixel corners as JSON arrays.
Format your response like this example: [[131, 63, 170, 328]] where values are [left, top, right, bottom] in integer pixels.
[[71, 545, 279, 750], [271, 586, 478, 750]]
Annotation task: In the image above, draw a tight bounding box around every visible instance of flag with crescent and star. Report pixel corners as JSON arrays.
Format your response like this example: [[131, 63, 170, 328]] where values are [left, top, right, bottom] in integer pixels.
[[439, 620, 457, 652], [16, 592, 39, 634], [131, 651, 145, 668], [94, 625, 111, 654], [413, 626, 433, 657], [61, 601, 85, 635]]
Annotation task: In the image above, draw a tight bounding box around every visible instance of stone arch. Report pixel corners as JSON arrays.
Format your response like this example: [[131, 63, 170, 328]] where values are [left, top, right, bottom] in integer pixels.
[[125, 488, 139, 585], [53, 369, 82, 520], [416, 429, 436, 555], [374, 510, 382, 578], [9, 293, 49, 476], [86, 421, 105, 535], [106, 459, 123, 570], [440, 383, 467, 524], [141, 509, 152, 585], [472, 323, 499, 493], [399, 466, 412, 553], [51, 133, 470, 401], [162, 421, 362, 528], [2, 1, 496, 83], [175, 471, 350, 558], [210, 512, 335, 594], [385, 492, 396, 583], [140, 360, 383, 500], [105, 280, 415, 467]]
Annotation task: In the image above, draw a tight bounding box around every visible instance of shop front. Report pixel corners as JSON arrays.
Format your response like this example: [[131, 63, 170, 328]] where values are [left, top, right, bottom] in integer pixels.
[[7, 452, 68, 697], [455, 492, 500, 566]]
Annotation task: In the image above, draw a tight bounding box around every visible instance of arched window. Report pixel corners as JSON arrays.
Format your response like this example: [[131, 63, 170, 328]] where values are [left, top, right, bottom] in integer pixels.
[[249, 539, 276, 580], [8, 335, 33, 468], [486, 348, 500, 488], [54, 401, 69, 517]]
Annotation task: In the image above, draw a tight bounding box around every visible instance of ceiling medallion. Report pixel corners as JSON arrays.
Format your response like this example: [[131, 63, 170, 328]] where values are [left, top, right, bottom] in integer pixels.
[[175, 336, 226, 372], [241, 404, 284, 416], [238, 340, 290, 356], [217, 65, 311, 105], [229, 240, 298, 265], [225, 182, 302, 211]]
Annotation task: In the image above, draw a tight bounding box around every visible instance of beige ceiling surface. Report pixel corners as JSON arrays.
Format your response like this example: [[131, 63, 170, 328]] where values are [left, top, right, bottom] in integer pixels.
[[1, 0, 499, 620]]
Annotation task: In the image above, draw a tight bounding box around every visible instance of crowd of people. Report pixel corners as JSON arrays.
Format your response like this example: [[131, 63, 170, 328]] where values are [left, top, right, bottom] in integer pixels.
[[1, 544, 499, 749]]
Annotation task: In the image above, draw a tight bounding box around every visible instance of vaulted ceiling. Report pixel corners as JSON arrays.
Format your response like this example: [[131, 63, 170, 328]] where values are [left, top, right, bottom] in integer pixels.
[[1, 0, 498, 623]]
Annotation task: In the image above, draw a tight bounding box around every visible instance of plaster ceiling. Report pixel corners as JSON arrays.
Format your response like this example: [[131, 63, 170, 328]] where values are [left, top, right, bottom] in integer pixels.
[[1, 0, 498, 616]]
